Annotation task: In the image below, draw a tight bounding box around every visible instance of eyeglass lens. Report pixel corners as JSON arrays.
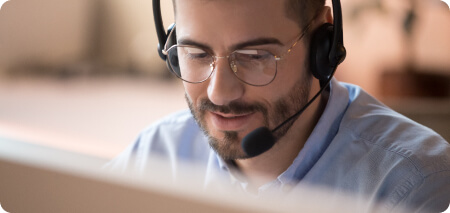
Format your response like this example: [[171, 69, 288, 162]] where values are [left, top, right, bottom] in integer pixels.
[[166, 46, 277, 86]]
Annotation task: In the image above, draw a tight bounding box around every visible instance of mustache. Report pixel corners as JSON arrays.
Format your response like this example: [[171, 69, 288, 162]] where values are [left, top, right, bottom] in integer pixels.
[[198, 98, 267, 115]]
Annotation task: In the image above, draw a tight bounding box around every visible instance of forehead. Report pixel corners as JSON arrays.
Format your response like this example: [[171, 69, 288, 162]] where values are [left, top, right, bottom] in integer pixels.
[[174, 0, 300, 51]]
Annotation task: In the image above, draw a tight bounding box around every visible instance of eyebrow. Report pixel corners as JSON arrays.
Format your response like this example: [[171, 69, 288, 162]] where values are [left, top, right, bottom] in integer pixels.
[[177, 37, 284, 52]]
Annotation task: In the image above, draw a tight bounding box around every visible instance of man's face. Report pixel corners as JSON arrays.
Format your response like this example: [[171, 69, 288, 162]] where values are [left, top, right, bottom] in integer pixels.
[[175, 0, 313, 160]]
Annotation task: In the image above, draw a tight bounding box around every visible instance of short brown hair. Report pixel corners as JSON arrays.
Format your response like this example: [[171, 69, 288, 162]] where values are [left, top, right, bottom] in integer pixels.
[[285, 0, 326, 29], [171, 0, 325, 29]]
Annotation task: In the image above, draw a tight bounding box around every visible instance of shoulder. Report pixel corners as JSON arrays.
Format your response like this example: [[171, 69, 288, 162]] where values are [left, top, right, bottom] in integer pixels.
[[145, 109, 199, 131], [135, 109, 201, 147], [341, 83, 449, 161], [105, 110, 211, 171], [340, 83, 449, 172], [136, 109, 210, 158], [137, 109, 200, 140], [336, 83, 450, 210]]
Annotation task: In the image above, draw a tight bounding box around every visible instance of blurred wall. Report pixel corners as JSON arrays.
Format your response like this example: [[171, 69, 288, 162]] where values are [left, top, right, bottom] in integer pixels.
[[94, 0, 174, 73], [0, 0, 174, 75], [337, 0, 450, 97], [0, 0, 94, 72]]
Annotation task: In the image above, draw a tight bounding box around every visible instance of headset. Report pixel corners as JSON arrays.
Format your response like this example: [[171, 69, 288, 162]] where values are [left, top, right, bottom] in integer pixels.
[[152, 0, 346, 83]]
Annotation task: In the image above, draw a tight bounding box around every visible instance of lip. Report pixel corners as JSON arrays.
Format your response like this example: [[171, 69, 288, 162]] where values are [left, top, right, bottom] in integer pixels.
[[209, 111, 254, 131]]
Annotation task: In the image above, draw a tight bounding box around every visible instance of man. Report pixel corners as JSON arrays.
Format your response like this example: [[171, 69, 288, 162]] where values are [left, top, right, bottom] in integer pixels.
[[108, 0, 450, 212]]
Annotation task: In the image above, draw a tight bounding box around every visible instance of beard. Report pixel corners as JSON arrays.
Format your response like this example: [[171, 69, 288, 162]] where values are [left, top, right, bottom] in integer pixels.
[[186, 74, 312, 160]]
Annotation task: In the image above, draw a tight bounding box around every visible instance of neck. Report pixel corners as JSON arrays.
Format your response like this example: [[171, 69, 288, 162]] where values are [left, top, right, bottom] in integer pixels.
[[234, 81, 328, 189]]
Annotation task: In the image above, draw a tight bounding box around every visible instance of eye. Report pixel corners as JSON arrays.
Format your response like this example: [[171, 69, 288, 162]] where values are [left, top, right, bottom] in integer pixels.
[[184, 47, 209, 59], [234, 49, 272, 61]]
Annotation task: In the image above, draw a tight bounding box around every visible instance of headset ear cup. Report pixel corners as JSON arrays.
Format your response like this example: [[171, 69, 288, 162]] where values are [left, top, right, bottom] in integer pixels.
[[310, 23, 334, 81], [165, 23, 177, 72]]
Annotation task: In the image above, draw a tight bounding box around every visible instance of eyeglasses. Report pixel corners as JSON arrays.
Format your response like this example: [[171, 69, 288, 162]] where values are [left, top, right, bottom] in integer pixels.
[[162, 24, 310, 86]]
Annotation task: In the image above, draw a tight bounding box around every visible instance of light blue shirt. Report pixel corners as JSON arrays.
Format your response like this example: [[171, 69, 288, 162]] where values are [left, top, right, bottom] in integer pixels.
[[107, 79, 450, 212]]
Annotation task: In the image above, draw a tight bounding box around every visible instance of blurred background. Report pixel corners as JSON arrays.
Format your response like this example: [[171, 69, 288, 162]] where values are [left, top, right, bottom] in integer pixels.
[[0, 0, 449, 159]]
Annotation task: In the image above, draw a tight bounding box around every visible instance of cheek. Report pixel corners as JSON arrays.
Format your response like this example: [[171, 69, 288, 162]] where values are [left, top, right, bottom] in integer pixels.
[[183, 82, 207, 106], [273, 49, 308, 90], [269, 65, 304, 97]]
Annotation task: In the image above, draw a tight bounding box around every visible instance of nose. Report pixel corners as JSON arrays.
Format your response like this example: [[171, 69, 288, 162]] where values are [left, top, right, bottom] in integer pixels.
[[207, 57, 245, 106]]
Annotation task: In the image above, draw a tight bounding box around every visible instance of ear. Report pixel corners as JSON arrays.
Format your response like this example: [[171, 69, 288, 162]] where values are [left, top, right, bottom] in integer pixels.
[[316, 6, 333, 25]]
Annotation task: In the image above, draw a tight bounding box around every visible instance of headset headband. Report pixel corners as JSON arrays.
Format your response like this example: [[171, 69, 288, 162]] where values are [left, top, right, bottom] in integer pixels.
[[153, 0, 168, 60]]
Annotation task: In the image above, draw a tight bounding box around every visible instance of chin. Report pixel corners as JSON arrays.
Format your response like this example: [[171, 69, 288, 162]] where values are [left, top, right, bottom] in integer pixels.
[[206, 130, 249, 160]]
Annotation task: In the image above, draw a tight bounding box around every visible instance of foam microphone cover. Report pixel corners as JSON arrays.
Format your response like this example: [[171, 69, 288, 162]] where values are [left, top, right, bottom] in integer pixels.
[[241, 127, 276, 157]]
